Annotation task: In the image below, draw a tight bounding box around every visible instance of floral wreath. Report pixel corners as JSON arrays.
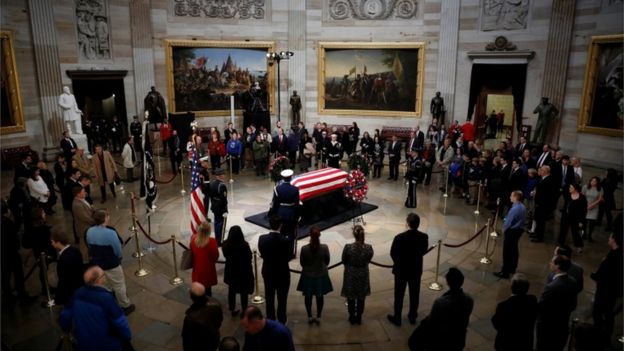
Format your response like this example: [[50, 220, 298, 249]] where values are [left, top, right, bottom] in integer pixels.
[[269, 156, 292, 183], [344, 169, 368, 203], [348, 153, 369, 176]]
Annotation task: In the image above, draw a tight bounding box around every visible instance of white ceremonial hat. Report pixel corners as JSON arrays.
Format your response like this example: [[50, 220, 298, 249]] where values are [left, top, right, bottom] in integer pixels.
[[280, 169, 294, 178], [199, 156, 210, 162]]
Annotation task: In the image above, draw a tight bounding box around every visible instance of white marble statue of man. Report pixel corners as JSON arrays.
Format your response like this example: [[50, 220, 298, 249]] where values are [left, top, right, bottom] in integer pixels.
[[58, 86, 83, 134]]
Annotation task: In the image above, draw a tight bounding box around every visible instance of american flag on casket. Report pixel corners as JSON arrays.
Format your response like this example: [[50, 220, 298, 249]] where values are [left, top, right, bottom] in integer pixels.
[[290, 168, 349, 202]]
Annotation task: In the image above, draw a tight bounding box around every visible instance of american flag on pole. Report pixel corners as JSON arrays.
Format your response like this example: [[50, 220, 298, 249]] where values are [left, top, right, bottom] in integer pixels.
[[189, 143, 206, 235]]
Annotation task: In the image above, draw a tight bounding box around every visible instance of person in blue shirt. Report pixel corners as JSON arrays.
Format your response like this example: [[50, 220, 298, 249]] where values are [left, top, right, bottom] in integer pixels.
[[226, 131, 243, 175], [60, 266, 132, 351], [494, 190, 527, 279], [241, 305, 294, 351]]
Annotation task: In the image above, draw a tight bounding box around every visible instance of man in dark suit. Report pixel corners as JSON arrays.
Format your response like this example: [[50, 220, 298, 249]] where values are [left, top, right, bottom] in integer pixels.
[[514, 136, 529, 158], [210, 168, 228, 245], [408, 268, 474, 351], [269, 169, 300, 256], [63, 168, 81, 211], [258, 216, 292, 324], [508, 158, 527, 194], [60, 131, 78, 174], [535, 144, 552, 169], [531, 165, 559, 242], [387, 213, 429, 326], [387, 135, 402, 180], [536, 255, 578, 351], [491, 273, 538, 351], [552, 155, 575, 207], [51, 230, 84, 305], [13, 153, 33, 185]]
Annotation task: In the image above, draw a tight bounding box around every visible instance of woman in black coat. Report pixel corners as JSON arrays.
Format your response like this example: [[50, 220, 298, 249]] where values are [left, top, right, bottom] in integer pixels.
[[558, 183, 588, 252], [222, 225, 254, 316], [29, 208, 56, 296]]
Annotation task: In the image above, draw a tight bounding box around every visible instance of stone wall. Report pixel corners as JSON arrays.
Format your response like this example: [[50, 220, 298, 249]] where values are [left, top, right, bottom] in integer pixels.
[[0, 0, 622, 168]]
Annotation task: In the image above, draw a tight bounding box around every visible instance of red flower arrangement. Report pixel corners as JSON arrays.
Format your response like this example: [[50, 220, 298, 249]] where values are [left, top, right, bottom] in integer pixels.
[[343, 169, 368, 203]]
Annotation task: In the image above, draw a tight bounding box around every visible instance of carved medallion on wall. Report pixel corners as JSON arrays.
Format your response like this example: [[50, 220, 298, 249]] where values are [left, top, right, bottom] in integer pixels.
[[173, 0, 265, 19], [75, 0, 111, 61], [327, 0, 418, 20], [481, 0, 529, 31]]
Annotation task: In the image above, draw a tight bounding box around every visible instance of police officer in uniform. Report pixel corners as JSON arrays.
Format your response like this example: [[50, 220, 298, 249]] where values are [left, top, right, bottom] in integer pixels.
[[270, 169, 300, 255], [199, 156, 211, 217], [210, 168, 228, 245], [327, 133, 342, 169]]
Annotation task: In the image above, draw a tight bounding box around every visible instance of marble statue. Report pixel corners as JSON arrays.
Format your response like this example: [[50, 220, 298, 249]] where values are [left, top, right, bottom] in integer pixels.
[[58, 86, 83, 134], [532, 97, 559, 144]]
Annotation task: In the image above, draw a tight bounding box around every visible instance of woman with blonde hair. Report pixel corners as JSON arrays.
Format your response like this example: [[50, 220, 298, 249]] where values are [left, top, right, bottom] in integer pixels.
[[297, 226, 332, 324], [190, 220, 219, 296], [341, 225, 374, 325]]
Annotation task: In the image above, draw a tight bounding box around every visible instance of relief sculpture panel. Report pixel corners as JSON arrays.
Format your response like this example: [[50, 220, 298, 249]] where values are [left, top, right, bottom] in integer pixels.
[[75, 0, 111, 60], [481, 0, 529, 31], [173, 0, 266, 20], [327, 0, 418, 21]]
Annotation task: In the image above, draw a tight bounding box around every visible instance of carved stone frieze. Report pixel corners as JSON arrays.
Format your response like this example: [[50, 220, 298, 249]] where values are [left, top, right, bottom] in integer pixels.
[[76, 0, 111, 60], [481, 0, 529, 31], [485, 36, 517, 51], [173, 0, 265, 20], [328, 0, 418, 20]]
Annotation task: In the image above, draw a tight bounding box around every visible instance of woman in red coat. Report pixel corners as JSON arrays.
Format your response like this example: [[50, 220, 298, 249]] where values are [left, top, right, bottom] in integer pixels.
[[208, 132, 225, 171], [190, 220, 220, 296]]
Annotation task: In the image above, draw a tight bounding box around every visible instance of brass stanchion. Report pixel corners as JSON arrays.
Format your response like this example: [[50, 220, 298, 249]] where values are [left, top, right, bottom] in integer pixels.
[[480, 219, 493, 264], [130, 193, 144, 259], [442, 168, 449, 215], [491, 198, 501, 238], [474, 182, 482, 215], [180, 163, 186, 195], [251, 250, 265, 304], [40, 252, 55, 308], [169, 235, 184, 286], [229, 156, 234, 183], [428, 240, 443, 291]]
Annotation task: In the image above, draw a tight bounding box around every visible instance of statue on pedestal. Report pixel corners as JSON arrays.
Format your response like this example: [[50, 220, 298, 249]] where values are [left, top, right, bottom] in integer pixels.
[[532, 97, 559, 145], [143, 86, 167, 129], [290, 90, 301, 125], [430, 91, 446, 122], [58, 86, 83, 134], [249, 81, 267, 112]]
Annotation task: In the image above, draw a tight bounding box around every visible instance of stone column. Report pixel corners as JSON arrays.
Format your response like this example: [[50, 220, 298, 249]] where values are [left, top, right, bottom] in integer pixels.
[[28, 0, 66, 160], [541, 0, 576, 145], [435, 0, 460, 124], [287, 0, 306, 129], [130, 0, 156, 119]]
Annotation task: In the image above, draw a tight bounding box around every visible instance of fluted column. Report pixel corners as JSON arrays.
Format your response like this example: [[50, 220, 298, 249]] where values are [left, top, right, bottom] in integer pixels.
[[542, 0, 576, 145], [28, 0, 65, 158], [435, 0, 460, 124], [130, 0, 155, 118], [287, 0, 306, 129]]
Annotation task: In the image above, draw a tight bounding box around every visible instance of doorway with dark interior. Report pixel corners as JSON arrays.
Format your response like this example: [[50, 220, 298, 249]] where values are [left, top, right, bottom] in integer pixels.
[[467, 64, 527, 144]]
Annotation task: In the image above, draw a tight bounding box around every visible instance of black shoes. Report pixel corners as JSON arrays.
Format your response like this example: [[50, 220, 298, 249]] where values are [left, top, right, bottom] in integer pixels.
[[123, 304, 136, 315], [386, 314, 401, 326], [408, 314, 417, 325]]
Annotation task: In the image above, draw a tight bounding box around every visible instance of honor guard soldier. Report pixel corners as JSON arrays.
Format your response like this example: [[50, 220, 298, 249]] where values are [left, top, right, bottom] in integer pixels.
[[210, 168, 228, 245], [327, 133, 342, 169], [199, 156, 211, 216], [270, 169, 301, 254], [405, 151, 422, 208]]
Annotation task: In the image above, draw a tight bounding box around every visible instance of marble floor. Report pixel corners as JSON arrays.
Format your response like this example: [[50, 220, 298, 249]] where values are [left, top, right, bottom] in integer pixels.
[[1, 155, 622, 351]]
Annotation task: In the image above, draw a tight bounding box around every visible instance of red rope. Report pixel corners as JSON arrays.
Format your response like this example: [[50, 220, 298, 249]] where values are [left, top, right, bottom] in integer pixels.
[[155, 172, 178, 184], [134, 220, 173, 245], [442, 224, 488, 248]]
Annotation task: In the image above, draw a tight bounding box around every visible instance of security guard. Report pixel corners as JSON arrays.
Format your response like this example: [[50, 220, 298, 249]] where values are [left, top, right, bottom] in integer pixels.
[[270, 169, 300, 253], [210, 168, 228, 245]]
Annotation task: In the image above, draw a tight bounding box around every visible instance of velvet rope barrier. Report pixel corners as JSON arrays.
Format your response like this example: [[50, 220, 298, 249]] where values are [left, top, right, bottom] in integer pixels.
[[442, 224, 488, 248], [155, 172, 178, 184], [134, 220, 173, 245]]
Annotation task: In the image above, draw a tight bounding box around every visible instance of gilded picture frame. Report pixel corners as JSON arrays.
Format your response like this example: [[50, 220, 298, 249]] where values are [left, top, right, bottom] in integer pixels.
[[164, 39, 275, 117], [0, 31, 25, 135], [318, 41, 425, 117], [577, 34, 624, 137]]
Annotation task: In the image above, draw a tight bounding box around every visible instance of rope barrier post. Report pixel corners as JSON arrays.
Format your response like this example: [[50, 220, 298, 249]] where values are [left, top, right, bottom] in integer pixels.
[[180, 163, 186, 195], [442, 168, 449, 215], [130, 194, 145, 259], [474, 182, 482, 215], [428, 240, 443, 291], [40, 252, 55, 308], [229, 156, 234, 184], [480, 219, 493, 265], [145, 213, 156, 253], [251, 250, 265, 304], [491, 198, 501, 238], [169, 235, 184, 286]]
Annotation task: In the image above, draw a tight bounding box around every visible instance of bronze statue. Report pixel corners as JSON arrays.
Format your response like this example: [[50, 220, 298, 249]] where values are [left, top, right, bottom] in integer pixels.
[[430, 91, 445, 122], [532, 97, 559, 144], [290, 90, 302, 125], [144, 86, 167, 129]]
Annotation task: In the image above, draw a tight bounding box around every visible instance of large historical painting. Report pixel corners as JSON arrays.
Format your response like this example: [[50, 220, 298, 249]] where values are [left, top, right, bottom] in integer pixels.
[[318, 42, 425, 117], [165, 40, 274, 117], [0, 31, 25, 135], [578, 34, 624, 137], [76, 0, 111, 60]]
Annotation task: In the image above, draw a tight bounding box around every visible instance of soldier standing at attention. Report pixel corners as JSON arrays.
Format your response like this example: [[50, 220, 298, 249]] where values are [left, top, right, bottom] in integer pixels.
[[210, 168, 228, 245]]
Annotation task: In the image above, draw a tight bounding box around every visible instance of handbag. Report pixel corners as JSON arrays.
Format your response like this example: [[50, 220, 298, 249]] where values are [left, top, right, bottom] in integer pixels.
[[180, 249, 193, 270], [114, 172, 122, 186]]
